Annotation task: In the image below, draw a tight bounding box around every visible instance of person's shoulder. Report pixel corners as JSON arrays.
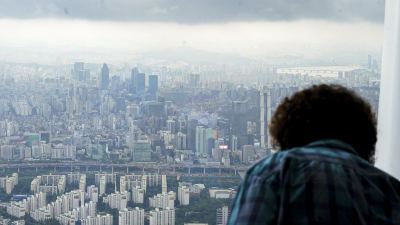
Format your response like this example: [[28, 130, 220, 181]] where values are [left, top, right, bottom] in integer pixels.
[[245, 150, 291, 178], [244, 145, 361, 178]]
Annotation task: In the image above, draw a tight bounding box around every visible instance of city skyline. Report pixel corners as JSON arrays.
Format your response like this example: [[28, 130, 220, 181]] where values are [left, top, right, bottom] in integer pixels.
[[0, 1, 388, 224]]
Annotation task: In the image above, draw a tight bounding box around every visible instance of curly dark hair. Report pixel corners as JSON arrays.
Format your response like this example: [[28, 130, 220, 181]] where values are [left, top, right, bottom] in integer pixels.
[[269, 84, 377, 163]]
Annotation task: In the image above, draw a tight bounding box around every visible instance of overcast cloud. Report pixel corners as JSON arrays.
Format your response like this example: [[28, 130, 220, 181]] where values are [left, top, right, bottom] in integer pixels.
[[0, 0, 385, 24]]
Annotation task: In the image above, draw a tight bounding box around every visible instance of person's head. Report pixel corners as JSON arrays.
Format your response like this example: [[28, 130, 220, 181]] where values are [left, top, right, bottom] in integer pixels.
[[269, 84, 377, 163]]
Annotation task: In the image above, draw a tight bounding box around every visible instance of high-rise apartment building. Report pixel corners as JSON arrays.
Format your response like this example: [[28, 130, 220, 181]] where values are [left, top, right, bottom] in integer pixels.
[[103, 191, 130, 210], [167, 120, 176, 134], [178, 183, 190, 205], [131, 186, 144, 204], [176, 132, 187, 150], [95, 173, 116, 185], [216, 206, 230, 225], [149, 208, 175, 225], [196, 126, 214, 155], [99, 176, 106, 195], [1, 145, 13, 160], [79, 174, 86, 191], [162, 175, 167, 193], [87, 185, 99, 203], [149, 191, 175, 209], [119, 207, 145, 225]]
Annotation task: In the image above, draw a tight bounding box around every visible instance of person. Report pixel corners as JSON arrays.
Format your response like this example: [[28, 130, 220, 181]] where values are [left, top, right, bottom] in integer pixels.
[[228, 84, 400, 224]]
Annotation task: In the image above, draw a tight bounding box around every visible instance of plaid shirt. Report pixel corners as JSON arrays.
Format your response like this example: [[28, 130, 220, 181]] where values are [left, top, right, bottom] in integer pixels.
[[228, 139, 400, 225]]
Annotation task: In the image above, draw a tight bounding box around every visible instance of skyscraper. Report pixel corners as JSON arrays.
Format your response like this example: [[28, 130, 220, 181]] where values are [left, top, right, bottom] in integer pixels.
[[186, 119, 198, 150], [101, 63, 109, 90], [137, 73, 146, 92], [149, 75, 158, 94], [260, 90, 271, 149], [176, 132, 187, 150], [242, 145, 255, 163], [74, 62, 84, 79], [131, 68, 138, 85], [196, 126, 214, 154], [39, 131, 51, 144], [131, 68, 138, 94]]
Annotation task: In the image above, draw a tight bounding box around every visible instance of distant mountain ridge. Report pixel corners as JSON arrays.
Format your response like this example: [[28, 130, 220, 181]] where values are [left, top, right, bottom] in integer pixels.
[[139, 49, 252, 66]]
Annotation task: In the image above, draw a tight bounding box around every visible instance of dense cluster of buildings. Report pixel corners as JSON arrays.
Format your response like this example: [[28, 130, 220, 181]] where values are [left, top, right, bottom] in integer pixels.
[[30, 174, 67, 195], [149, 191, 175, 209], [0, 57, 381, 224], [0, 60, 381, 172], [5, 187, 108, 225], [2, 169, 187, 224]]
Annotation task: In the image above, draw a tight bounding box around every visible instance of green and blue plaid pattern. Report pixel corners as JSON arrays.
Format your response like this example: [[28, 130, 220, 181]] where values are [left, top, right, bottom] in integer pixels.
[[229, 139, 400, 225]]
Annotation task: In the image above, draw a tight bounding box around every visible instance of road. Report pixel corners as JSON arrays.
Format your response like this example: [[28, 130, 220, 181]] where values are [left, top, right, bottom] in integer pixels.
[[0, 162, 250, 174]]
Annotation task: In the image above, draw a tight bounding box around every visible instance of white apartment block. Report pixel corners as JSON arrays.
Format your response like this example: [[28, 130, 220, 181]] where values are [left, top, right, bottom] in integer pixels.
[[149, 208, 175, 225], [11, 192, 47, 217], [120, 176, 126, 192], [121, 173, 161, 193], [131, 186, 144, 204], [95, 173, 116, 185], [56, 201, 96, 224], [67, 173, 85, 184], [0, 173, 18, 194], [30, 208, 51, 221], [87, 185, 99, 203], [79, 214, 113, 225], [178, 184, 190, 206], [161, 175, 167, 193], [119, 207, 145, 225], [7, 203, 25, 218], [103, 191, 130, 210], [30, 190, 88, 222], [142, 175, 147, 193], [177, 182, 204, 206], [216, 206, 230, 225], [79, 174, 86, 191], [31, 174, 66, 195], [149, 191, 175, 209], [99, 176, 106, 195]]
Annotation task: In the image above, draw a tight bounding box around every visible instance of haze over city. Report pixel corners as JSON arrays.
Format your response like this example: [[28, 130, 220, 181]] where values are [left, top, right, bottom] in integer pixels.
[[0, 1, 386, 225]]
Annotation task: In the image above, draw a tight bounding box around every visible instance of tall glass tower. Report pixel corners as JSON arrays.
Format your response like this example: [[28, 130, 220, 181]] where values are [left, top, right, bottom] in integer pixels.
[[101, 63, 109, 90]]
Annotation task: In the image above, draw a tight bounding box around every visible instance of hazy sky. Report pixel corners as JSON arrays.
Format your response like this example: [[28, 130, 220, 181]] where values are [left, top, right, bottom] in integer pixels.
[[0, 0, 386, 53]]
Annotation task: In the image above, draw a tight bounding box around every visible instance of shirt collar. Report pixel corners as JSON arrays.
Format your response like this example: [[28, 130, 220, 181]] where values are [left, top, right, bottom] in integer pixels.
[[304, 139, 360, 156]]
